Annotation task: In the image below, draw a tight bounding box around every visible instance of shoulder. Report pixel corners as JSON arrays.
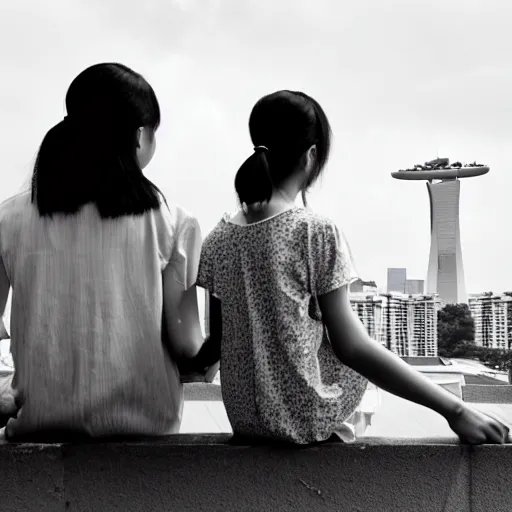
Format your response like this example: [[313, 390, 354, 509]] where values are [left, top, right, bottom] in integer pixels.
[[289, 208, 340, 236], [291, 209, 351, 255], [0, 192, 33, 234], [0, 192, 31, 220], [200, 217, 230, 257], [152, 200, 199, 236], [299, 208, 336, 227], [149, 201, 200, 265]]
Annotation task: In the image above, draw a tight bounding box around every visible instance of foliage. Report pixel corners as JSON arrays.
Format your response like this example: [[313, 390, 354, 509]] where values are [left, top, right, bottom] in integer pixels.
[[437, 303, 475, 357], [437, 302, 512, 370], [459, 346, 512, 372]]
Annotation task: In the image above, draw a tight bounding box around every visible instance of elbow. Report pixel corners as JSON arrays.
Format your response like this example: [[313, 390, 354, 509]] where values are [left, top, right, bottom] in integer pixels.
[[330, 331, 367, 369], [178, 338, 203, 360], [333, 343, 359, 367]]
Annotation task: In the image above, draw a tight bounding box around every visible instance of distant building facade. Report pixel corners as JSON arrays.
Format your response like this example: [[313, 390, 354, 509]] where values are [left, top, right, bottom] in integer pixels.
[[468, 292, 512, 349], [407, 294, 439, 357], [406, 279, 424, 295], [387, 268, 424, 297], [387, 268, 407, 293], [350, 292, 441, 357], [425, 180, 468, 304], [350, 279, 378, 294]]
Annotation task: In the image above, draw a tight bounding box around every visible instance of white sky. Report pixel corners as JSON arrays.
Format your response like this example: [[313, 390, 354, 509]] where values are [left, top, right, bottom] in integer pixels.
[[1, 0, 511, 294]]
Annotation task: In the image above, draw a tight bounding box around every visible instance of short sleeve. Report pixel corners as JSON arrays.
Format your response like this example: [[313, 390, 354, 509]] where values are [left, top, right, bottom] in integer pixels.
[[168, 211, 202, 290], [311, 220, 358, 297], [196, 235, 216, 297]]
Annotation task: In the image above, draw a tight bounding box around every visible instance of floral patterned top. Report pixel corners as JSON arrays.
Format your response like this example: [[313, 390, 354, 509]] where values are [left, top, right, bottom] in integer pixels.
[[197, 207, 368, 444]]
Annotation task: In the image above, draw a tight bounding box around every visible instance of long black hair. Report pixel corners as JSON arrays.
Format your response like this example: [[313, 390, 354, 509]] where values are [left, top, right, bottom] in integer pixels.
[[234, 90, 332, 207], [31, 63, 164, 219]]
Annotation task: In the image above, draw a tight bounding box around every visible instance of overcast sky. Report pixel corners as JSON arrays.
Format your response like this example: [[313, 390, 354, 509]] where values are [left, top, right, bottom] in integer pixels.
[[1, 0, 511, 294]]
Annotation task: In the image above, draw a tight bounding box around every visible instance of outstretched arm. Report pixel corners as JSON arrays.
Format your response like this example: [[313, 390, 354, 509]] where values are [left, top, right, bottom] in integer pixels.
[[319, 285, 509, 444]]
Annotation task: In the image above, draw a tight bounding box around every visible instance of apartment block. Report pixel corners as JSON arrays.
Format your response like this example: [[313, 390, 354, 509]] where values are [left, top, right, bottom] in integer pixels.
[[350, 292, 441, 357], [468, 292, 512, 349]]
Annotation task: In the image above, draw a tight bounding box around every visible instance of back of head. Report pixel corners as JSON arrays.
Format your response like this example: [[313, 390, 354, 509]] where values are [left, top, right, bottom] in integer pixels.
[[234, 90, 332, 207], [32, 62, 163, 219]]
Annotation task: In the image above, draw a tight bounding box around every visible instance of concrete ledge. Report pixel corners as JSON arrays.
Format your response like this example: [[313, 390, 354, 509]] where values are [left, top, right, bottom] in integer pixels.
[[184, 383, 223, 401], [0, 435, 511, 511], [463, 384, 512, 403]]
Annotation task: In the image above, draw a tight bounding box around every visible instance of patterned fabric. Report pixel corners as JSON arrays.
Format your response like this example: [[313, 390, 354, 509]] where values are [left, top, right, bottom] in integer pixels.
[[0, 192, 199, 438], [197, 207, 368, 444]]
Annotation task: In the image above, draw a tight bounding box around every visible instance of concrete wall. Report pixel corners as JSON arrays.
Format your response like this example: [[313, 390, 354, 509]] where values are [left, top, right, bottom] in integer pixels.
[[0, 435, 511, 512], [463, 384, 512, 403]]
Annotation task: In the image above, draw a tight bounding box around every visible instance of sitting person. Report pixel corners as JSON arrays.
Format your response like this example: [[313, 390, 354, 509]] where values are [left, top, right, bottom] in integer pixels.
[[0, 63, 204, 440], [192, 90, 509, 445]]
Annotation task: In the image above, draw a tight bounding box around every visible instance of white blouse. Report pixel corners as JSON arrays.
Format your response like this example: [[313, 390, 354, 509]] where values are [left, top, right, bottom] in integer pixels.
[[0, 192, 200, 438]]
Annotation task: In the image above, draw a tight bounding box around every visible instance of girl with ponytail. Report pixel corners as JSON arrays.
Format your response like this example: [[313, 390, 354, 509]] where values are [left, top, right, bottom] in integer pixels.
[[192, 90, 508, 446], [0, 63, 204, 440]]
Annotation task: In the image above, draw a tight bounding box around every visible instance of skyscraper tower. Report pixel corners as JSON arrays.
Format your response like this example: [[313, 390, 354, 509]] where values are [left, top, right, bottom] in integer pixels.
[[391, 160, 489, 304]]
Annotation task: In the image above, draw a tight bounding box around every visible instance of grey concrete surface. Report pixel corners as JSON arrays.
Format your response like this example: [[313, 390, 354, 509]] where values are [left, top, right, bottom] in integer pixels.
[[0, 444, 63, 512], [0, 436, 510, 512], [463, 385, 512, 403], [184, 383, 223, 401]]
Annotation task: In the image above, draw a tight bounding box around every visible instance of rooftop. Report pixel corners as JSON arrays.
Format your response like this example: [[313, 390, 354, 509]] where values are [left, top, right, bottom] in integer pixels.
[[391, 166, 489, 180]]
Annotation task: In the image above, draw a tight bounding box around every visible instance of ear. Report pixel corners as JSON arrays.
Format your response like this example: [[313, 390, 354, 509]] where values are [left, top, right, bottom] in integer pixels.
[[136, 127, 143, 149], [305, 144, 317, 174]]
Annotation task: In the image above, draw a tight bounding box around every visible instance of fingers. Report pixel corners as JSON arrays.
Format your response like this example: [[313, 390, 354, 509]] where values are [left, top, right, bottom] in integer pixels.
[[469, 422, 509, 445], [480, 411, 510, 443], [489, 421, 509, 444], [485, 424, 506, 444]]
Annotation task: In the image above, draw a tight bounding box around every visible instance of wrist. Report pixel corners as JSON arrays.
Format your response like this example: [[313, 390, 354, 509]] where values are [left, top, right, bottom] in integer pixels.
[[442, 399, 465, 422]]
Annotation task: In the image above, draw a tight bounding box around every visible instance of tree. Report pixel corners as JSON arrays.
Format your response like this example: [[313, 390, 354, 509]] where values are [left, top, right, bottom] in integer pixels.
[[437, 303, 475, 357], [468, 347, 512, 372]]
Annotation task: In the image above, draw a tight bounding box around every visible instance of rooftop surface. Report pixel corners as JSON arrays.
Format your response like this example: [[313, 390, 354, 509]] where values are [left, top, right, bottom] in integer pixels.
[[391, 166, 489, 180], [179, 384, 512, 438]]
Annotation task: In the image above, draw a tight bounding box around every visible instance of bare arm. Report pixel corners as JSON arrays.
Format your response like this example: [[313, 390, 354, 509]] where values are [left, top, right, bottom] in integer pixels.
[[319, 286, 509, 443], [193, 293, 222, 369], [162, 218, 204, 359]]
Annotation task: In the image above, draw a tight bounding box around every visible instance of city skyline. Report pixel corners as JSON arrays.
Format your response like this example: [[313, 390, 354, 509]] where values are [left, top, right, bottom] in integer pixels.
[[1, 1, 512, 294]]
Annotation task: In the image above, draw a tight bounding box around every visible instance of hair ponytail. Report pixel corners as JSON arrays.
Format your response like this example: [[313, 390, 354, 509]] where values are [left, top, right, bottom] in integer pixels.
[[236, 90, 332, 211], [31, 63, 164, 219], [234, 146, 273, 206]]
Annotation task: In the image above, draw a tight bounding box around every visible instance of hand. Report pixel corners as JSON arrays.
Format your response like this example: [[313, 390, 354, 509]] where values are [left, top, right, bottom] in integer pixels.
[[447, 405, 509, 445], [204, 361, 220, 383], [179, 362, 220, 384]]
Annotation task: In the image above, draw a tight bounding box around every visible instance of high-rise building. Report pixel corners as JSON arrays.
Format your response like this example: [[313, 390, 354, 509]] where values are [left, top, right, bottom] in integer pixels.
[[387, 269, 424, 296], [425, 180, 467, 304], [350, 293, 384, 342], [407, 294, 439, 357], [350, 292, 441, 357], [387, 268, 407, 293], [468, 292, 512, 349], [406, 279, 424, 295], [392, 163, 490, 304]]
